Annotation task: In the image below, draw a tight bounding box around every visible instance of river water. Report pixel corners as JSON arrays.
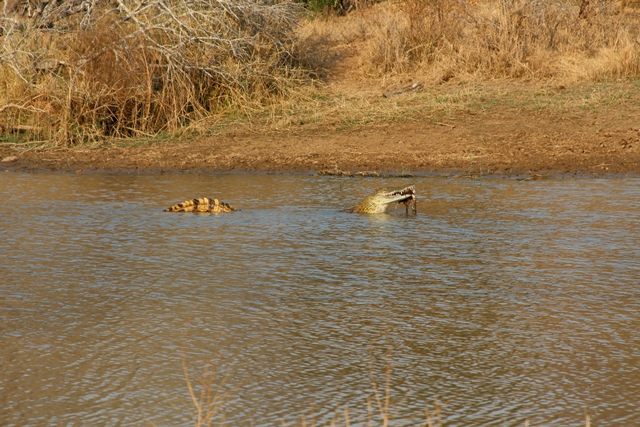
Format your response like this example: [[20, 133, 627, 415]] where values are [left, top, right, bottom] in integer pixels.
[[1, 172, 639, 427]]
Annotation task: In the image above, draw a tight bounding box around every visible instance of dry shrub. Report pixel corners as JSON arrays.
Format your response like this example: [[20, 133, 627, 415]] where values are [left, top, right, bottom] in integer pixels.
[[3, 0, 640, 145], [316, 0, 640, 84], [0, 0, 307, 144], [304, 0, 381, 15]]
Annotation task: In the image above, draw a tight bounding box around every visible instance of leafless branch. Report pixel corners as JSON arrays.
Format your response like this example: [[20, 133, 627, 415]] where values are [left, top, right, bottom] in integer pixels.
[[1, 0, 307, 143]]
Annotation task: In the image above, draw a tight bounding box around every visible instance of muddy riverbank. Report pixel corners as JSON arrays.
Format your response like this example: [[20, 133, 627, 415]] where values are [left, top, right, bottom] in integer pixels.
[[3, 103, 640, 177]]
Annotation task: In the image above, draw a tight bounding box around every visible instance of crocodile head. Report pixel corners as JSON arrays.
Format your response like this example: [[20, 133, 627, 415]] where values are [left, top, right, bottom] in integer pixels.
[[350, 185, 416, 214]]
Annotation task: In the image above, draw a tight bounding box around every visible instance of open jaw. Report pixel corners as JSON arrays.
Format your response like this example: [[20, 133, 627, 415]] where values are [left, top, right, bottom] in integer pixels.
[[350, 185, 417, 214], [383, 185, 416, 204]]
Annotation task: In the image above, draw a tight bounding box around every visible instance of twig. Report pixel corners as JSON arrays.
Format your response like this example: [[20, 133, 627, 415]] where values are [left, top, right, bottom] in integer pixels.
[[435, 121, 456, 129], [383, 81, 424, 98]]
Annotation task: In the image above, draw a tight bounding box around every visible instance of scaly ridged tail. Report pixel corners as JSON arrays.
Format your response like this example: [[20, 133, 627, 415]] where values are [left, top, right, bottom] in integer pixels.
[[164, 197, 235, 213]]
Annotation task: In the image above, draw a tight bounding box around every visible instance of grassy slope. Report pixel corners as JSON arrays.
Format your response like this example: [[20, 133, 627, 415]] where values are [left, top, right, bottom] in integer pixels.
[[2, 0, 640, 176]]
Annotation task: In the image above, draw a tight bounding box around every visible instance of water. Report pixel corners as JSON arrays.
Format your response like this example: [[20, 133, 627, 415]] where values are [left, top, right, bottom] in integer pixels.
[[1, 172, 639, 427]]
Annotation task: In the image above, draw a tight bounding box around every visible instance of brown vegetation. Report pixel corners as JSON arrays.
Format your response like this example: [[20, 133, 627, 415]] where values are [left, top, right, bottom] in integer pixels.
[[301, 0, 640, 83], [1, 0, 306, 143], [2, 0, 640, 175]]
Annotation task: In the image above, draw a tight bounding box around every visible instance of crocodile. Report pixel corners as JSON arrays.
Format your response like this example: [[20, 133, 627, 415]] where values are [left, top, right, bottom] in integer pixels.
[[349, 185, 417, 214], [164, 197, 236, 213]]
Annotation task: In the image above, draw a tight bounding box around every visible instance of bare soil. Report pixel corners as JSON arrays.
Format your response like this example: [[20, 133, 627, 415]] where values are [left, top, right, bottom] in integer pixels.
[[3, 101, 640, 177]]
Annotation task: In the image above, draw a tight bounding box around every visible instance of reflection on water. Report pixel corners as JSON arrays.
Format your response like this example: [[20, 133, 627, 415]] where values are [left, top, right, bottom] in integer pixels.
[[1, 172, 639, 427]]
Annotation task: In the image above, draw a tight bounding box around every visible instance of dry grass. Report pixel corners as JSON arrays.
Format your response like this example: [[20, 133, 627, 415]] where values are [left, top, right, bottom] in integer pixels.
[[1, 0, 307, 144], [183, 352, 228, 427], [183, 355, 596, 427], [300, 0, 640, 85], [2, 0, 640, 146]]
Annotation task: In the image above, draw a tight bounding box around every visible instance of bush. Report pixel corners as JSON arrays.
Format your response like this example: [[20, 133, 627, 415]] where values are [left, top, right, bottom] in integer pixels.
[[0, 0, 307, 143]]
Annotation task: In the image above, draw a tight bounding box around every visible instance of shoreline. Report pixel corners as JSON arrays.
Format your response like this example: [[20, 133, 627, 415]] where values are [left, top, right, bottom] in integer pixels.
[[3, 163, 638, 180], [2, 104, 640, 178]]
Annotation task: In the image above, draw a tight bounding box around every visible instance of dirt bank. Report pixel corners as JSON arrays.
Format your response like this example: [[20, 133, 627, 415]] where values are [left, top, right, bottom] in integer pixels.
[[2, 102, 639, 178]]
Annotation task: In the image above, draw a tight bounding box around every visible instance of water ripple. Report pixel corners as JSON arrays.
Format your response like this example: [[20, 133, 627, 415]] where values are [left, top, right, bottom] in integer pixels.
[[1, 174, 639, 426]]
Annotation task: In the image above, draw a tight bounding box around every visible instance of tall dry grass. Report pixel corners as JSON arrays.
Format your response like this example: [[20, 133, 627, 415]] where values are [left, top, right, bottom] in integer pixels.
[[303, 0, 640, 84], [0, 0, 308, 144], [2, 0, 640, 145]]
